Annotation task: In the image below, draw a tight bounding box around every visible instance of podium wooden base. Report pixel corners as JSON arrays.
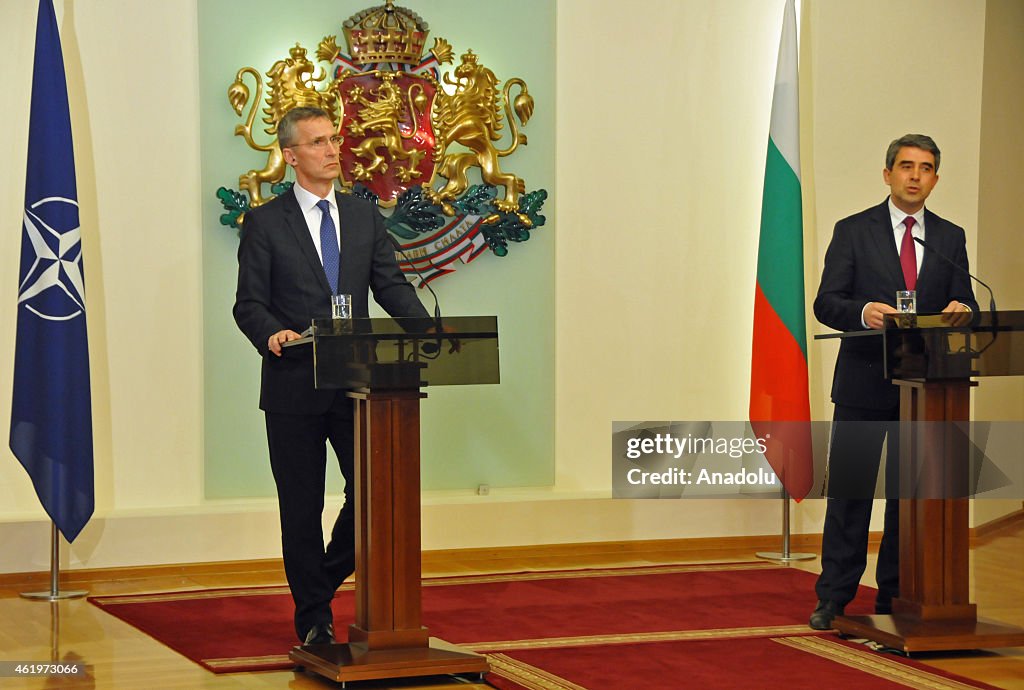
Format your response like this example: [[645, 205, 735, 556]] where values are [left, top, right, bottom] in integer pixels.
[[290, 637, 489, 684], [834, 614, 1024, 653]]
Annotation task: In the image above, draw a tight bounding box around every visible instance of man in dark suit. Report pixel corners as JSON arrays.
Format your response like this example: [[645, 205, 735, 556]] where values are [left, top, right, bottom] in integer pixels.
[[809, 134, 978, 630], [233, 106, 430, 645]]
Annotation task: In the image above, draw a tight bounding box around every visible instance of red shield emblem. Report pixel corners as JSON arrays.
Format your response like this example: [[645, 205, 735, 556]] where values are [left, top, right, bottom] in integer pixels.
[[337, 71, 436, 206]]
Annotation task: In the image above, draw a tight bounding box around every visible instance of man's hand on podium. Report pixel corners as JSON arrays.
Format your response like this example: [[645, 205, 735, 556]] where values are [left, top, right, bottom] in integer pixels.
[[426, 324, 461, 353], [940, 300, 973, 327], [864, 302, 899, 330], [268, 329, 303, 356]]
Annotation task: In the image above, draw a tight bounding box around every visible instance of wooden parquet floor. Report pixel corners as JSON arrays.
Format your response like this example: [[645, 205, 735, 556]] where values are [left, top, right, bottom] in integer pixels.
[[0, 517, 1021, 689]]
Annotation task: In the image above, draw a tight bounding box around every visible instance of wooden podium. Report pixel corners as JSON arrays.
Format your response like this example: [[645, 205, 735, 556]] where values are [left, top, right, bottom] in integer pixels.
[[288, 316, 499, 682], [824, 311, 1024, 652]]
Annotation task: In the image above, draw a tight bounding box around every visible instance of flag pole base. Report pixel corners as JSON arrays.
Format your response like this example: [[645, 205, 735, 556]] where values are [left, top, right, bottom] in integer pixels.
[[19, 522, 89, 600], [19, 589, 88, 601], [755, 551, 816, 562], [755, 486, 818, 563]]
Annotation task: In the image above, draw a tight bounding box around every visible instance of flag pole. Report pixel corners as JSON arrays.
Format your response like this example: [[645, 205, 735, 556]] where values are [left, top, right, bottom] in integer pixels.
[[756, 487, 815, 562], [750, 0, 816, 563], [20, 522, 87, 600], [12, 0, 95, 583]]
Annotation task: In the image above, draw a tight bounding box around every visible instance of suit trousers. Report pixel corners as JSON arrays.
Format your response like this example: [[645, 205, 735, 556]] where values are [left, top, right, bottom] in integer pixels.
[[815, 403, 900, 608], [265, 394, 356, 641]]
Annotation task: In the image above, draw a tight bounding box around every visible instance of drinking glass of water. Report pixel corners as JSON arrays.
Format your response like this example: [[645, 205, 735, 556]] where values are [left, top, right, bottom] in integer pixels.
[[331, 293, 352, 320], [896, 290, 916, 314]]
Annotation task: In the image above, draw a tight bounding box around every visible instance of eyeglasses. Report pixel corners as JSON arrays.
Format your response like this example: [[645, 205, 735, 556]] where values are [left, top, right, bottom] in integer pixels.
[[287, 134, 343, 150]]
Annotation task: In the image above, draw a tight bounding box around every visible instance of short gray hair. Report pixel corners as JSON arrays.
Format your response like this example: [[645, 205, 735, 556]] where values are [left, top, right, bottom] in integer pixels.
[[885, 134, 941, 172], [277, 107, 332, 148]]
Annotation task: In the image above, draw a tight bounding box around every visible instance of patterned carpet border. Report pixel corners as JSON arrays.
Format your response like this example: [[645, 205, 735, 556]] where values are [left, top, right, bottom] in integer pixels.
[[488, 654, 589, 690], [90, 561, 781, 606], [464, 624, 814, 652], [772, 637, 990, 690], [486, 636, 1001, 690]]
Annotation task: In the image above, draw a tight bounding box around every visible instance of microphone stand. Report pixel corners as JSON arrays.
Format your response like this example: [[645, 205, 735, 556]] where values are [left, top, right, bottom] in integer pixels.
[[913, 236, 999, 353], [387, 235, 444, 356]]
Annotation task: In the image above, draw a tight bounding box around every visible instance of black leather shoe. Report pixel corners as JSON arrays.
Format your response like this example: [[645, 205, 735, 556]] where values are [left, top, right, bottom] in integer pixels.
[[809, 600, 844, 630], [303, 623, 335, 645]]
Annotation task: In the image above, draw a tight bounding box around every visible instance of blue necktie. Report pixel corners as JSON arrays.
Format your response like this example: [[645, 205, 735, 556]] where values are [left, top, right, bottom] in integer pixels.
[[317, 199, 339, 294]]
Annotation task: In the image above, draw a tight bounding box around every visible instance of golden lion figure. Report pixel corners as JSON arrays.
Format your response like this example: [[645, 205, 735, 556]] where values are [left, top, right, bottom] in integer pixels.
[[345, 72, 428, 183], [427, 51, 535, 225], [227, 44, 338, 208]]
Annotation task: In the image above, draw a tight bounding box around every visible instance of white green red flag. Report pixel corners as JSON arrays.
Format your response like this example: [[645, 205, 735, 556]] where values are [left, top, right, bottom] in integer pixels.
[[749, 0, 812, 501]]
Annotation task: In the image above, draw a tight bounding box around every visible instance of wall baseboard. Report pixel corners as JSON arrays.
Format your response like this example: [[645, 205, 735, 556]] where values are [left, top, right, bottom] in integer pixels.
[[1, 532, 824, 592], [3, 509, 1020, 593], [973, 504, 1024, 542]]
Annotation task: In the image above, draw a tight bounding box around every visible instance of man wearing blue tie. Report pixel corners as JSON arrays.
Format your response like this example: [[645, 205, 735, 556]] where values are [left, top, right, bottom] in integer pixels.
[[809, 134, 978, 630], [233, 107, 429, 645]]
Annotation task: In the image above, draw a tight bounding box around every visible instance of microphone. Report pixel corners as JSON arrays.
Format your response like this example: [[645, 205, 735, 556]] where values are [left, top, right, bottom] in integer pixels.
[[386, 234, 443, 355], [913, 236, 996, 313], [913, 235, 999, 355]]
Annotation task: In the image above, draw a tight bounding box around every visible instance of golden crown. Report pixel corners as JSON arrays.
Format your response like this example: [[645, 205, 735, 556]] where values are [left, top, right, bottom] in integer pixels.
[[343, 0, 429, 65]]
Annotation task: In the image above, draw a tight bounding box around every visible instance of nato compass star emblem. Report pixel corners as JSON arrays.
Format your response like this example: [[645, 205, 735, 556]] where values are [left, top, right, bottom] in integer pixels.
[[18, 196, 86, 321]]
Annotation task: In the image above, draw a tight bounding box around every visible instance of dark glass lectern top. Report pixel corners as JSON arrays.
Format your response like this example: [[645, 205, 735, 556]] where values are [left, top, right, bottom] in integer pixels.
[[884, 311, 1024, 379], [815, 311, 1024, 380], [309, 316, 499, 390]]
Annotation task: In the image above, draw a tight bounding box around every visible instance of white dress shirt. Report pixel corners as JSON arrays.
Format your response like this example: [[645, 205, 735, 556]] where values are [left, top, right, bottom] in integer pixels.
[[887, 197, 924, 274], [292, 183, 341, 264]]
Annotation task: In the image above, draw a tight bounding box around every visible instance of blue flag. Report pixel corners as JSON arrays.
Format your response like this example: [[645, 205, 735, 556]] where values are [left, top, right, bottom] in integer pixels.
[[10, 0, 94, 543]]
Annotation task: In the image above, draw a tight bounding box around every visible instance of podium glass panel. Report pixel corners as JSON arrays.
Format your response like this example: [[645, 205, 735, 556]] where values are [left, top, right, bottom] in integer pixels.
[[883, 310, 1024, 379], [309, 316, 499, 390]]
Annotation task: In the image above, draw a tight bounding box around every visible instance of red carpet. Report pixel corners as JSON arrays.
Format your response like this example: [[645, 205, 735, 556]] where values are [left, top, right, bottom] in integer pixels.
[[88, 563, 997, 688]]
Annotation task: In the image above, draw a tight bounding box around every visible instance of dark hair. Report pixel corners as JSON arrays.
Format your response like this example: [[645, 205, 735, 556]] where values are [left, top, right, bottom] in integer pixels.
[[277, 107, 332, 148], [885, 134, 941, 172]]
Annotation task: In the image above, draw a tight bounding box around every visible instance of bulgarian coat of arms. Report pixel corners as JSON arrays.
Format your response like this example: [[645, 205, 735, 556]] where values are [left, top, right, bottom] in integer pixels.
[[217, 1, 547, 284]]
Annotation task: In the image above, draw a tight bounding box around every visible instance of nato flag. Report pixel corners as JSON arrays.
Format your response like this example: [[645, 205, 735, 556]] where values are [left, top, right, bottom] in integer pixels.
[[10, 0, 94, 543]]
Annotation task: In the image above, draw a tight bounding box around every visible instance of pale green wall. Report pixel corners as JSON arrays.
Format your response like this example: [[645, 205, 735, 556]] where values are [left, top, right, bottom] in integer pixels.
[[199, 0, 556, 498]]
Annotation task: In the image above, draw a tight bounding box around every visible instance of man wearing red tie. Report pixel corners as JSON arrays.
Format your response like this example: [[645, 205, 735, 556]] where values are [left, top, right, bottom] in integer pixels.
[[809, 134, 978, 630]]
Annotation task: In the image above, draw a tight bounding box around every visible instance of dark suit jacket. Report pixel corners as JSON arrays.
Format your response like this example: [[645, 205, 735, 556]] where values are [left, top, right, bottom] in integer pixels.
[[233, 189, 429, 414], [814, 200, 978, 410]]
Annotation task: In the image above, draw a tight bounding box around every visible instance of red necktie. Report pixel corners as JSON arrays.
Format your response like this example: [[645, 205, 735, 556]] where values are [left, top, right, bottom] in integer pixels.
[[899, 216, 917, 291]]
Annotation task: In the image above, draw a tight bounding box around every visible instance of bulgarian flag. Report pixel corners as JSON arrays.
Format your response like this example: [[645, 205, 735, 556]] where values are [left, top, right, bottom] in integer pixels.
[[749, 0, 812, 501]]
